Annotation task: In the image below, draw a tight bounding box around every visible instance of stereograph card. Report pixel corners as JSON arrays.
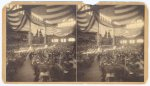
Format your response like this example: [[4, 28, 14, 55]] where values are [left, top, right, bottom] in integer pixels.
[[2, 1, 148, 84]]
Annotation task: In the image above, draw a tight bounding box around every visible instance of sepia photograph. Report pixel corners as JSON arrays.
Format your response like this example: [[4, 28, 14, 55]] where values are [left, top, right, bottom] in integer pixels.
[[77, 4, 145, 82], [2, 1, 147, 84], [5, 3, 77, 82]]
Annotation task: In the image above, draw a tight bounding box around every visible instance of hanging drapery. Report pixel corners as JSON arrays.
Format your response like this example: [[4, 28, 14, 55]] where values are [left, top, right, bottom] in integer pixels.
[[45, 5, 75, 24], [28, 5, 75, 26], [77, 5, 144, 38], [6, 5, 28, 31], [112, 5, 143, 26], [112, 5, 144, 38], [6, 5, 76, 37], [7, 5, 76, 29], [6, 5, 143, 38], [77, 5, 96, 32], [28, 5, 76, 37], [77, 5, 144, 29]]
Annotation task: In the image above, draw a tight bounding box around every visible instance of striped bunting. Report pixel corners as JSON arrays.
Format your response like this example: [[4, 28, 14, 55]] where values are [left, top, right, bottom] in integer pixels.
[[77, 5, 95, 32], [7, 5, 27, 31], [7, 5, 75, 31], [29, 5, 75, 26], [26, 11, 55, 27], [45, 5, 75, 24], [112, 5, 142, 26]]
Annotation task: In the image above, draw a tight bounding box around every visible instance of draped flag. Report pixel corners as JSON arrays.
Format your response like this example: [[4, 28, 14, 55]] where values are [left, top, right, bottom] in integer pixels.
[[7, 5, 27, 31], [28, 5, 76, 37], [45, 5, 75, 24], [112, 5, 143, 26], [7, 5, 75, 29], [7, 5, 76, 37], [6, 5, 143, 38], [77, 5, 96, 32], [29, 5, 75, 26], [112, 5, 144, 38], [77, 5, 144, 38]]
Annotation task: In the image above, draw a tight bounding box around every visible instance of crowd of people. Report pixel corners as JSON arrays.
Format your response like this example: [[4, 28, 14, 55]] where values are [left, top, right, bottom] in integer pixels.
[[77, 41, 144, 82], [6, 43, 76, 82], [29, 45, 76, 82], [6, 40, 144, 82], [97, 45, 144, 82], [6, 51, 28, 81]]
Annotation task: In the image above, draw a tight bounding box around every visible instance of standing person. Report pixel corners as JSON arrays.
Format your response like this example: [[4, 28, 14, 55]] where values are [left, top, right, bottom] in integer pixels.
[[63, 61, 74, 81], [39, 68, 50, 82], [34, 67, 40, 82], [100, 62, 106, 81], [97, 53, 101, 62], [29, 52, 33, 60]]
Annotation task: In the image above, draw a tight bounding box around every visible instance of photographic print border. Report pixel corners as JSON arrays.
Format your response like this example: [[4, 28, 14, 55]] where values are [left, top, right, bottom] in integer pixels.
[[2, 1, 148, 84]]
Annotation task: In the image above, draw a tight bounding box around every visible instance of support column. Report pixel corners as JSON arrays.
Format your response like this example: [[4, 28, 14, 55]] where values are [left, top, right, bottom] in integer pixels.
[[112, 27, 115, 46], [44, 19, 47, 45], [97, 22, 100, 47], [28, 9, 32, 46]]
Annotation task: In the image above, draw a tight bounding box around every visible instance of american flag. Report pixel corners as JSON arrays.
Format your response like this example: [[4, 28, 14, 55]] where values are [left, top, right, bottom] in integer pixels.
[[7, 5, 27, 31], [30, 5, 75, 25], [77, 5, 95, 32], [112, 5, 143, 26], [6, 5, 76, 37]]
